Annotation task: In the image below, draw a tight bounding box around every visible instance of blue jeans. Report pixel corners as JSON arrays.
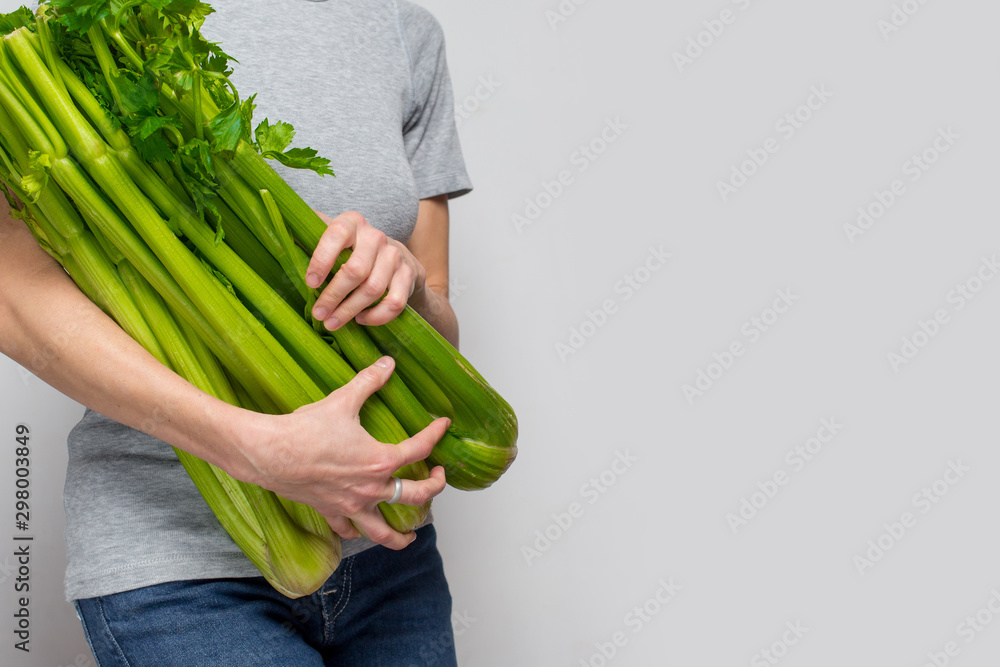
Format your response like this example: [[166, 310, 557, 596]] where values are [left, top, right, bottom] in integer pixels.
[[74, 525, 456, 666]]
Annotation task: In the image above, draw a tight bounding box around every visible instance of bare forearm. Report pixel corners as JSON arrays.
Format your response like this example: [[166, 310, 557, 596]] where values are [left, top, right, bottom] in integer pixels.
[[0, 216, 258, 478], [404, 195, 458, 347]]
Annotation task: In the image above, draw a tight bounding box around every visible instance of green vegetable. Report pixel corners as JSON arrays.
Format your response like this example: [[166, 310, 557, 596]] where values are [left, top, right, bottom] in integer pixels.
[[0, 0, 517, 598]]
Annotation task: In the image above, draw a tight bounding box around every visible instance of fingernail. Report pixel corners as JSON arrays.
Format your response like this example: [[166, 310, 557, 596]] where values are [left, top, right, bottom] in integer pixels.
[[306, 273, 320, 288], [313, 306, 329, 320], [375, 356, 391, 369], [324, 316, 340, 330]]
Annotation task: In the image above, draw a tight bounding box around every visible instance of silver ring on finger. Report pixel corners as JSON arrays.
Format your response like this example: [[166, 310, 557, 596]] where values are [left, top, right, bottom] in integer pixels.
[[387, 477, 403, 505]]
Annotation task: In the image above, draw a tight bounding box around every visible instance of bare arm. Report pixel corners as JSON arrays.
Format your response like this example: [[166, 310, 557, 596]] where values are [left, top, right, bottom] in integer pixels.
[[0, 205, 446, 549], [404, 195, 459, 348]]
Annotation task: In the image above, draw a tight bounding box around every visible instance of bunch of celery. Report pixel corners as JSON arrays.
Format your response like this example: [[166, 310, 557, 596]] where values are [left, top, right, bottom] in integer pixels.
[[0, 0, 517, 598]]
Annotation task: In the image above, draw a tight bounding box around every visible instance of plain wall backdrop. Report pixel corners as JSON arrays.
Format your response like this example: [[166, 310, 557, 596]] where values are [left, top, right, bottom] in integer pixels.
[[2, 1, 1000, 665]]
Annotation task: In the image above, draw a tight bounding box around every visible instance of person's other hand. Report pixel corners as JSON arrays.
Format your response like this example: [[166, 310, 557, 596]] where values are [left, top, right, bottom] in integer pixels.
[[306, 210, 427, 330], [248, 356, 448, 549]]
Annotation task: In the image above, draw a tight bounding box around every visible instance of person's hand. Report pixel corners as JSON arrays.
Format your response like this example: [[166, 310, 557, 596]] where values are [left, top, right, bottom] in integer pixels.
[[246, 356, 448, 549], [306, 210, 427, 330]]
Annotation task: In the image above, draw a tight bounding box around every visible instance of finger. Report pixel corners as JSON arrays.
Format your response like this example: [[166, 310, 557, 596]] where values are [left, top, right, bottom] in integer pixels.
[[382, 475, 403, 504], [352, 511, 415, 550], [394, 466, 447, 506], [339, 356, 395, 415], [393, 417, 451, 465], [356, 266, 411, 326], [312, 238, 380, 326], [327, 249, 396, 327], [325, 515, 361, 540], [306, 212, 360, 291], [312, 221, 384, 326]]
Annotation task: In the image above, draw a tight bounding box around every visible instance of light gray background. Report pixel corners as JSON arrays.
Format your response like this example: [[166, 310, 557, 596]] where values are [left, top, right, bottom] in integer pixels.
[[2, 0, 999, 665]]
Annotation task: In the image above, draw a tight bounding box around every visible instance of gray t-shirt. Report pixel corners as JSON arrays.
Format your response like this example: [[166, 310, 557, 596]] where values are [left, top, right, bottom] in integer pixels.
[[63, 0, 471, 601]]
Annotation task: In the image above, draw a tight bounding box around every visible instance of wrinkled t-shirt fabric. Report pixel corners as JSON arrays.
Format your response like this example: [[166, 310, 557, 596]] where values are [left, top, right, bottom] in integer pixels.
[[62, 0, 471, 601]]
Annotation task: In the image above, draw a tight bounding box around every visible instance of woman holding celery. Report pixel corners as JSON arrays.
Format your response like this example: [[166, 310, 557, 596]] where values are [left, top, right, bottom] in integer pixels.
[[0, 0, 470, 663]]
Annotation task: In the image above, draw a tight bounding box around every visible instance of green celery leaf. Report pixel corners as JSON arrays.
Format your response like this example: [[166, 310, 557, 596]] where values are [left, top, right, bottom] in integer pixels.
[[131, 113, 170, 141], [203, 50, 231, 75], [132, 130, 175, 163], [117, 70, 158, 116], [205, 261, 237, 297], [117, 69, 178, 163], [255, 118, 333, 176], [143, 38, 182, 78], [117, 79, 182, 163], [254, 118, 295, 154], [179, 138, 214, 182], [48, 0, 113, 34], [159, 0, 214, 28], [208, 94, 255, 153], [261, 147, 334, 177], [20, 152, 52, 203], [0, 7, 34, 36], [177, 138, 220, 219], [77, 61, 116, 114]]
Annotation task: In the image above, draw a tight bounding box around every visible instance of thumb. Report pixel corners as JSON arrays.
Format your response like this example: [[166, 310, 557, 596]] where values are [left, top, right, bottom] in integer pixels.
[[394, 417, 452, 465], [341, 356, 395, 414]]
